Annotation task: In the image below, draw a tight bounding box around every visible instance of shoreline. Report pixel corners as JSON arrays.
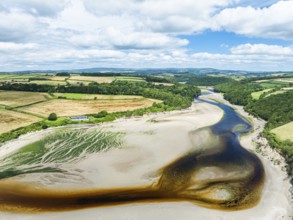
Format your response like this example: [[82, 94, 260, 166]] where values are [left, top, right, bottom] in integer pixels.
[[0, 95, 292, 219], [201, 93, 293, 219]]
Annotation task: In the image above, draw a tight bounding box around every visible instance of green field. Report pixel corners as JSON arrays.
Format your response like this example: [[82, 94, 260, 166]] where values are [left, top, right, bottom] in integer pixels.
[[259, 80, 290, 88], [271, 122, 293, 142], [251, 89, 272, 100], [115, 76, 145, 82], [0, 74, 39, 79]]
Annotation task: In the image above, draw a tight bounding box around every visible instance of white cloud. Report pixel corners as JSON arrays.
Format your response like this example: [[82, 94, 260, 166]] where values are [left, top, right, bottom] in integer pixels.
[[231, 44, 293, 55], [214, 1, 293, 40], [69, 29, 188, 50], [0, 0, 69, 16], [0, 9, 41, 41], [1, 0, 293, 71], [0, 42, 37, 51]]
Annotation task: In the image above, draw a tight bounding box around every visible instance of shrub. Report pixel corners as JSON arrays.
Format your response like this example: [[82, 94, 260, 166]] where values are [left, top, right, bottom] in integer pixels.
[[48, 113, 57, 121], [94, 110, 108, 118]]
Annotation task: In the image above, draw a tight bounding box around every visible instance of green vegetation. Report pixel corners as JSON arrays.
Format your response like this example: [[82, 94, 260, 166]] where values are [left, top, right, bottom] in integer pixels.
[[56, 72, 70, 76], [214, 81, 262, 105], [251, 89, 272, 100], [272, 122, 293, 142], [259, 81, 291, 88], [115, 76, 145, 82], [0, 128, 123, 179], [215, 80, 293, 176], [245, 91, 293, 129], [174, 74, 235, 86], [48, 113, 57, 121], [0, 80, 200, 143]]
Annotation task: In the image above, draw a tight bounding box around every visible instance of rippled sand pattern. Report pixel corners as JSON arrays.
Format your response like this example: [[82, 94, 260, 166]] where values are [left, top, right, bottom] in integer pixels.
[[0, 101, 264, 213]]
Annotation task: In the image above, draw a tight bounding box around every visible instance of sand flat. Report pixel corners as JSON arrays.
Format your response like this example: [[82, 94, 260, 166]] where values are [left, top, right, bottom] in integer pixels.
[[0, 99, 292, 220]]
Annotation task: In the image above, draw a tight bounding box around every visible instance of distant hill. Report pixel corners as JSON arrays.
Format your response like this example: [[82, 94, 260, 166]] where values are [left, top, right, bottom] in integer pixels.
[[1, 67, 292, 77]]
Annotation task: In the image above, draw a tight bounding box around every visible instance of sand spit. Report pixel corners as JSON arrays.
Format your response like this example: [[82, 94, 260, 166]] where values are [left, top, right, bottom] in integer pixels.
[[0, 97, 292, 219]]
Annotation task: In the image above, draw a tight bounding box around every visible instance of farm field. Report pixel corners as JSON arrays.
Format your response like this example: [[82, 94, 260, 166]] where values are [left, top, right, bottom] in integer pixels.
[[251, 89, 272, 100], [69, 76, 116, 83], [0, 109, 40, 133], [18, 98, 160, 117], [67, 80, 91, 85], [53, 93, 143, 100], [271, 122, 293, 142], [27, 80, 67, 85], [0, 91, 49, 107], [0, 74, 39, 79], [255, 79, 292, 88], [274, 78, 293, 83], [115, 76, 145, 82]]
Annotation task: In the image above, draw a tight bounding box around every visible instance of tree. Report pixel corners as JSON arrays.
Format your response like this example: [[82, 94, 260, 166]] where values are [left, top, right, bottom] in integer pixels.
[[48, 113, 57, 121]]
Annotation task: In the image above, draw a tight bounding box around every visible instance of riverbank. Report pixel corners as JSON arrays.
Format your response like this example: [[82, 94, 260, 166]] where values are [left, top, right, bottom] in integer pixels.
[[0, 97, 292, 219], [201, 93, 293, 220]]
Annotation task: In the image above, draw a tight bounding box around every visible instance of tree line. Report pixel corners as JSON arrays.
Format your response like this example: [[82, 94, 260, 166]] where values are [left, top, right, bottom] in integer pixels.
[[0, 81, 200, 142], [214, 81, 293, 177]]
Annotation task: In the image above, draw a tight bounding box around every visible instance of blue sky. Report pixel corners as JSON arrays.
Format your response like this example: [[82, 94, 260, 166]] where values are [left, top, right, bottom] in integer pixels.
[[181, 31, 292, 54], [1, 0, 293, 71]]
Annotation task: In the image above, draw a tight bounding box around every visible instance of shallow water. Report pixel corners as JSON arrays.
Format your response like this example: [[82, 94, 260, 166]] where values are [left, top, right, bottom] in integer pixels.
[[0, 99, 264, 212]]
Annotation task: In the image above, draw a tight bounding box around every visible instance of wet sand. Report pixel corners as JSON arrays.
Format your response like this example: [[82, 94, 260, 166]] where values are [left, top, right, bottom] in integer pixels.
[[0, 98, 292, 219]]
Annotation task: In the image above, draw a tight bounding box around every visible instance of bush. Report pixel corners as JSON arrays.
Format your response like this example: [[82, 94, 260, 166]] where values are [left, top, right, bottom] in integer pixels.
[[94, 110, 108, 118], [48, 113, 57, 121]]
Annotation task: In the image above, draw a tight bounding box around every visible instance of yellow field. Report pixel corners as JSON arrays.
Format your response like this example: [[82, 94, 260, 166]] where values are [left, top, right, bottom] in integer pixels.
[[69, 76, 116, 83], [275, 78, 293, 83], [0, 91, 49, 107], [0, 109, 40, 133], [27, 80, 67, 85], [53, 93, 143, 100], [19, 98, 160, 117], [47, 76, 70, 81], [271, 122, 293, 142]]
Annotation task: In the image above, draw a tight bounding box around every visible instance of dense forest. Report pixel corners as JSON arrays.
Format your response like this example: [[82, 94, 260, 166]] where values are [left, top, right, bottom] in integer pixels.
[[174, 74, 234, 86], [214, 81, 262, 105]]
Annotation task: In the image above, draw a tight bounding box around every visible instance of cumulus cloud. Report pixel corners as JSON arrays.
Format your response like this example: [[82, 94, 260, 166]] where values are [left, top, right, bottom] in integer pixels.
[[0, 10, 41, 42], [214, 0, 293, 40], [1, 0, 293, 71], [231, 44, 293, 55], [0, 0, 69, 16]]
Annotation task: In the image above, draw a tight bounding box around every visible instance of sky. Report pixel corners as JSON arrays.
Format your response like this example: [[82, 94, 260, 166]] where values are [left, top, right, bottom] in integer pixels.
[[1, 0, 293, 72]]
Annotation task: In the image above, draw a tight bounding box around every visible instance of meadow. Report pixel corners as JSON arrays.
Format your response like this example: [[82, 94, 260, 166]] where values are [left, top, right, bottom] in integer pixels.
[[251, 89, 272, 100], [271, 122, 293, 142]]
